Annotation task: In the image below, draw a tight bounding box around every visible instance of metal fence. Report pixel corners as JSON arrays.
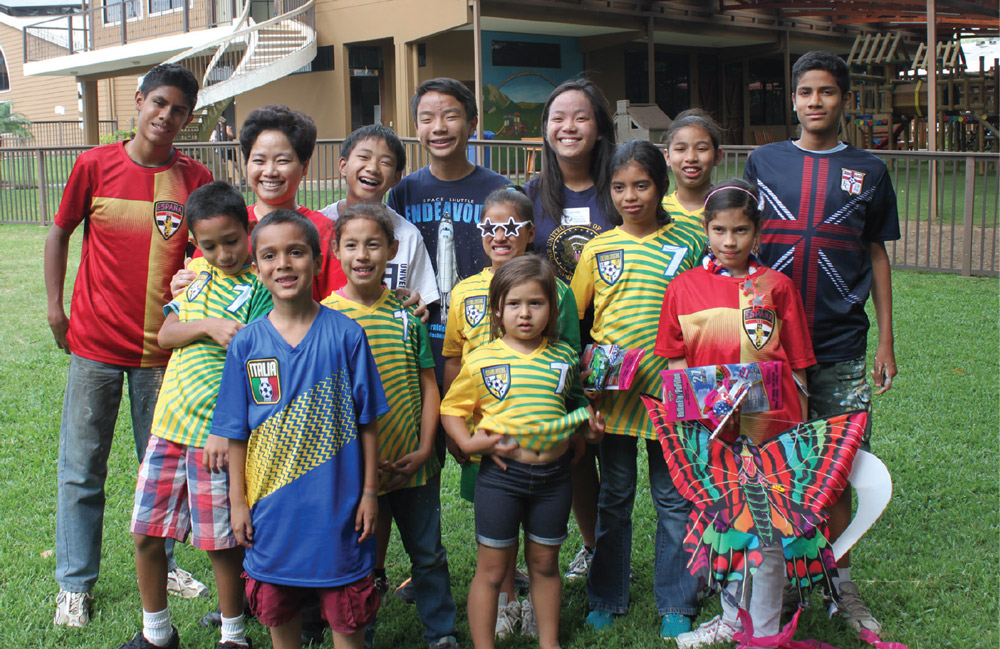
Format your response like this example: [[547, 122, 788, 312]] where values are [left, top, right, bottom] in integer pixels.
[[1, 140, 996, 276], [0, 120, 121, 148]]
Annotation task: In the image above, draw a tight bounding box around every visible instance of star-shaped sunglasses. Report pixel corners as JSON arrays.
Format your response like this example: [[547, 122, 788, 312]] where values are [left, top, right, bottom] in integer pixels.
[[477, 217, 528, 238]]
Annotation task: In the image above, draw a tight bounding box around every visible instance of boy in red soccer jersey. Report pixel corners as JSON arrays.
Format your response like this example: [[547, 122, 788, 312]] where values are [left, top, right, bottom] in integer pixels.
[[44, 63, 213, 628]]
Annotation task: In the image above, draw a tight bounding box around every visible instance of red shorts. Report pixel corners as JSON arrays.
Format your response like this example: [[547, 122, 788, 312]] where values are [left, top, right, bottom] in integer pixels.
[[245, 573, 379, 633]]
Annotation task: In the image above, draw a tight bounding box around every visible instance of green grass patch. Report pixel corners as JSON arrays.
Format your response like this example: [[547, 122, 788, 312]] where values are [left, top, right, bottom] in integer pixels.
[[0, 224, 996, 648]]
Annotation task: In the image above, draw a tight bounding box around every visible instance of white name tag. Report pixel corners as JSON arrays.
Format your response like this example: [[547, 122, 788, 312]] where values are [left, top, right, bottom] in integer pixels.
[[562, 207, 591, 226]]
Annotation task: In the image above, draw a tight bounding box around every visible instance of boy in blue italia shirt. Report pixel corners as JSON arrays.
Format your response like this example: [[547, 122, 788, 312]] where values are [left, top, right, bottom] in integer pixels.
[[209, 210, 388, 649]]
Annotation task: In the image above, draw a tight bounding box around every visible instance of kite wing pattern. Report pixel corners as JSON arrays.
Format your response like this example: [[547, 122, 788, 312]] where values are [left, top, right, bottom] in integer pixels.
[[641, 394, 867, 595]]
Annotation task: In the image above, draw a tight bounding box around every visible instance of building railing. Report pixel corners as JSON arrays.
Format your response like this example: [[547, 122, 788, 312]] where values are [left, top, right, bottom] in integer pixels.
[[1, 140, 996, 276], [0, 120, 120, 147], [23, 0, 243, 62]]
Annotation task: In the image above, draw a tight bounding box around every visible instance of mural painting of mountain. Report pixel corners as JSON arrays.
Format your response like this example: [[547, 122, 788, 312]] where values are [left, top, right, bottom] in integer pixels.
[[483, 72, 559, 139]]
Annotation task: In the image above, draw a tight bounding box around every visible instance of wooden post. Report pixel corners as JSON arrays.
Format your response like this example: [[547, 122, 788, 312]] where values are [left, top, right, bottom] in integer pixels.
[[81, 78, 100, 146], [689, 52, 699, 108], [472, 0, 484, 164], [927, 0, 938, 221], [742, 59, 750, 145], [648, 17, 656, 105], [961, 155, 975, 276], [782, 32, 792, 139]]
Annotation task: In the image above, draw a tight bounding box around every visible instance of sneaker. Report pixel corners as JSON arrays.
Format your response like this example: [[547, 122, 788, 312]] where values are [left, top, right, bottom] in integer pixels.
[[514, 567, 530, 593], [495, 593, 521, 638], [374, 574, 390, 599], [394, 577, 415, 604], [116, 628, 180, 649], [832, 580, 882, 634], [675, 616, 737, 649], [781, 582, 806, 619], [659, 613, 692, 639], [564, 545, 594, 581], [584, 609, 615, 631], [166, 567, 209, 599], [199, 606, 222, 628], [53, 590, 92, 628], [520, 597, 538, 638], [216, 639, 253, 649], [428, 635, 460, 649]]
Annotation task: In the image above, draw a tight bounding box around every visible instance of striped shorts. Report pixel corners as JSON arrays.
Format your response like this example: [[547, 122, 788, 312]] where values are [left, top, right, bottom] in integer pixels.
[[131, 435, 237, 550]]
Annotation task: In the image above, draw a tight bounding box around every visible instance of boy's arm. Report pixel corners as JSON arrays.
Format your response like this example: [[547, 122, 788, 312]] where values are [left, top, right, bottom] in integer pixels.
[[158, 312, 245, 350], [667, 357, 688, 371], [356, 420, 379, 542], [44, 225, 74, 353], [869, 241, 896, 394], [383, 368, 439, 491], [228, 438, 253, 548]]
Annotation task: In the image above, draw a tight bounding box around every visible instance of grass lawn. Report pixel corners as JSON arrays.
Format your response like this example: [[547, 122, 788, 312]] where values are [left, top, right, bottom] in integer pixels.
[[0, 223, 997, 649]]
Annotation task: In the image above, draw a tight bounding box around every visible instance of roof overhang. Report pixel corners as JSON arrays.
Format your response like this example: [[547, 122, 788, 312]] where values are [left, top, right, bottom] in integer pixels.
[[22, 25, 233, 79]]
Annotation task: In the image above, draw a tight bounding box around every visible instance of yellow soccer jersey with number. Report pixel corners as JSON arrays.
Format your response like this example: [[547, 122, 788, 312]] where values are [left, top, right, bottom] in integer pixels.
[[570, 221, 706, 439], [661, 191, 707, 231], [443, 267, 581, 360], [152, 257, 272, 447], [322, 289, 440, 492], [440, 338, 589, 452]]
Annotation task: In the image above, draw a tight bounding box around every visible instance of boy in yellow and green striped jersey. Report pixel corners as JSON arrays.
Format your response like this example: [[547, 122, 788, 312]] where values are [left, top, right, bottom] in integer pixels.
[[570, 141, 707, 639], [321, 203, 458, 647], [124, 181, 272, 649]]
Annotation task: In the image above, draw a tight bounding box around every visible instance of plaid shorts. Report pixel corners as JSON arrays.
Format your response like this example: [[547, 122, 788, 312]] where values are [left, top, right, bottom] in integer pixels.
[[131, 435, 237, 550], [806, 355, 873, 450]]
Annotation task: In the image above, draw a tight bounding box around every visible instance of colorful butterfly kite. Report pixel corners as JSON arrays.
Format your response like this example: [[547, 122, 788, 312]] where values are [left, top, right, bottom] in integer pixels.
[[641, 394, 867, 602]]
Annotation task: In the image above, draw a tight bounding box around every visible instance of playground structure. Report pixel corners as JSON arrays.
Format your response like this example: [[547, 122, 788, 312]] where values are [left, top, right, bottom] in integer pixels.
[[844, 33, 999, 153]]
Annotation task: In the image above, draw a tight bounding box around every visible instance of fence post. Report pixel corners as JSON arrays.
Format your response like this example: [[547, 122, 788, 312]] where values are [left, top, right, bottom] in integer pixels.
[[961, 155, 975, 277], [36, 150, 49, 226]]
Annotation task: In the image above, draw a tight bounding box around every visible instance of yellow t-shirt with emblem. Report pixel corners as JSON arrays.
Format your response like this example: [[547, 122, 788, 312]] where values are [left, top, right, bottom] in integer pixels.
[[570, 221, 707, 439], [440, 338, 589, 452], [152, 257, 272, 447], [443, 267, 581, 360], [322, 289, 441, 492], [662, 191, 707, 231]]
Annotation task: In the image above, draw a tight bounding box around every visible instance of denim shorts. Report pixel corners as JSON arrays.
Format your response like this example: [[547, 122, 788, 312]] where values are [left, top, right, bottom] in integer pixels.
[[806, 355, 873, 449], [474, 454, 572, 548]]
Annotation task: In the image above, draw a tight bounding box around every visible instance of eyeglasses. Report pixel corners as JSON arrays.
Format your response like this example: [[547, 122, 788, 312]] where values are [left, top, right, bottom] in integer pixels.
[[477, 217, 528, 238]]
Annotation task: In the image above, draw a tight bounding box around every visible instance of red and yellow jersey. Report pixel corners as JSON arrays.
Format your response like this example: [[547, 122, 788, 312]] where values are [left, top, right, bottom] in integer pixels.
[[656, 265, 816, 444], [54, 142, 212, 367]]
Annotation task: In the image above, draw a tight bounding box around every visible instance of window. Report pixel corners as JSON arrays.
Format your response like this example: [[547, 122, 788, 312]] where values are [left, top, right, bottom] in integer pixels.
[[0, 47, 9, 92], [748, 59, 786, 126], [104, 0, 139, 23], [491, 40, 560, 69], [291, 45, 334, 75], [148, 0, 184, 13]]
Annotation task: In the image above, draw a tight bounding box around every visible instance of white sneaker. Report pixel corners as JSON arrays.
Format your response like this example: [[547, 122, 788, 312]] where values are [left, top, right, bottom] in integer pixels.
[[166, 567, 209, 599], [675, 615, 738, 649], [495, 593, 521, 639], [520, 597, 538, 638], [564, 545, 593, 581], [54, 590, 92, 628]]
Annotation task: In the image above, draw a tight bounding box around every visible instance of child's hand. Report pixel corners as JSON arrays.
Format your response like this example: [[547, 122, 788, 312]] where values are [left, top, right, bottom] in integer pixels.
[[230, 503, 254, 548], [356, 492, 378, 543], [203, 435, 229, 473], [170, 261, 196, 298], [872, 341, 897, 395], [465, 428, 513, 457], [203, 318, 244, 349], [445, 435, 470, 465], [383, 448, 431, 492], [584, 408, 606, 443], [395, 288, 428, 323]]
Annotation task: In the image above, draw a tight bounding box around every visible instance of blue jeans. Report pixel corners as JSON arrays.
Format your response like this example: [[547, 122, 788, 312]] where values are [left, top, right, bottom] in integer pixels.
[[55, 354, 176, 593], [381, 473, 457, 643], [586, 434, 698, 617]]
